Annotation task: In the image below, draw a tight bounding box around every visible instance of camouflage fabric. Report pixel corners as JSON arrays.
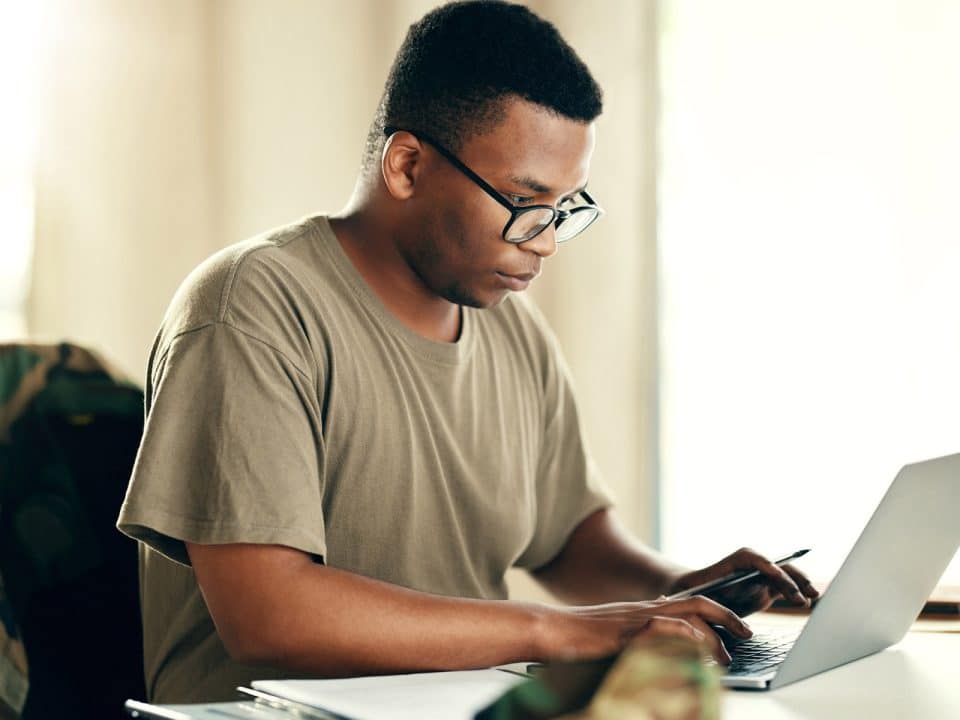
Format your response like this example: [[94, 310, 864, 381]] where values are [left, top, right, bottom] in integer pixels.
[[0, 343, 142, 602], [0, 343, 136, 443], [0, 568, 28, 719], [476, 637, 722, 720], [0, 342, 146, 718], [572, 637, 722, 720]]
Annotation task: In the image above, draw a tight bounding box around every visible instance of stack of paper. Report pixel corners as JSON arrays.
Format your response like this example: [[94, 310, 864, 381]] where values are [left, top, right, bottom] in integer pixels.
[[252, 669, 527, 720]]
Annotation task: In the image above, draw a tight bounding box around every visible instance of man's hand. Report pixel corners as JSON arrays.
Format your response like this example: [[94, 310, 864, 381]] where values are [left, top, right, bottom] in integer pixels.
[[539, 595, 754, 666], [666, 547, 820, 618]]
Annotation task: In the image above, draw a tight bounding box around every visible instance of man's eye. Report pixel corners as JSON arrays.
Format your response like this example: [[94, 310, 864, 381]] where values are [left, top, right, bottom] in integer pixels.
[[508, 194, 534, 205]]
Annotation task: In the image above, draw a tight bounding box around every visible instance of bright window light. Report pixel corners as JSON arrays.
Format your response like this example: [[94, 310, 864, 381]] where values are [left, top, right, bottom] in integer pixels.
[[658, 0, 960, 587]]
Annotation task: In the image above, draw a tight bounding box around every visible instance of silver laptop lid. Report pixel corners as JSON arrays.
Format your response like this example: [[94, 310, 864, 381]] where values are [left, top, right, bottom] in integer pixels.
[[770, 452, 960, 689]]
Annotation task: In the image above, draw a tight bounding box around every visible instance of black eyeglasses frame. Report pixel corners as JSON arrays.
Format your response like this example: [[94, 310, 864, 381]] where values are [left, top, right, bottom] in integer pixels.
[[383, 126, 603, 244]]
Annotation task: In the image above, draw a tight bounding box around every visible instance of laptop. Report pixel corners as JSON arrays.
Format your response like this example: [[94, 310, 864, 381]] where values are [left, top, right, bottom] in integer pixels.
[[720, 452, 960, 690]]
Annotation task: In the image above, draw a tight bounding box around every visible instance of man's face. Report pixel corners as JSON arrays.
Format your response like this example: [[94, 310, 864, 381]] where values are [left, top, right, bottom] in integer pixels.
[[403, 98, 596, 309]]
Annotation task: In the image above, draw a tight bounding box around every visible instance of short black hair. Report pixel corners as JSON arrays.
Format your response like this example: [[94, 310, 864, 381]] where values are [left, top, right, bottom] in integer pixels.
[[362, 0, 603, 175]]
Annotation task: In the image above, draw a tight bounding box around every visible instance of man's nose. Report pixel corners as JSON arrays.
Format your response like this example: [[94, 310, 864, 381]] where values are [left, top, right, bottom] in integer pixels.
[[518, 225, 559, 259]]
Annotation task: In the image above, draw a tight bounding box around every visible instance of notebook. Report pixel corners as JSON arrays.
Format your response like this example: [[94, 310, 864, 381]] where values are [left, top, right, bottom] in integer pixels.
[[251, 668, 525, 720]]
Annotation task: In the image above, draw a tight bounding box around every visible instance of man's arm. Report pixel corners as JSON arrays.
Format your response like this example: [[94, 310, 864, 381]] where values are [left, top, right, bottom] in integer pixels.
[[531, 508, 818, 614], [187, 541, 751, 674], [531, 508, 690, 605], [188, 542, 541, 675]]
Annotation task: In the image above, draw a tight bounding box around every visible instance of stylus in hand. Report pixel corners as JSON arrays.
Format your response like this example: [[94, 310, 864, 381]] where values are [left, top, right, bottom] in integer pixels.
[[664, 548, 811, 602]]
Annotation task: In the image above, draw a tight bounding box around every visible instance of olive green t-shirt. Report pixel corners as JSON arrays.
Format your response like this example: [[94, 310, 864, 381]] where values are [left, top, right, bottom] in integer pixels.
[[117, 215, 613, 702]]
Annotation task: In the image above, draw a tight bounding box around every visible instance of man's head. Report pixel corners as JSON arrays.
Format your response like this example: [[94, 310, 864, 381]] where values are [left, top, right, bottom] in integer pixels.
[[363, 0, 602, 173], [361, 1, 603, 309]]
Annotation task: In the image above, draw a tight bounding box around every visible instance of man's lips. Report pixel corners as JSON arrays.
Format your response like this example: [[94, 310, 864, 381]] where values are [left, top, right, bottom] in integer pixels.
[[495, 271, 538, 291]]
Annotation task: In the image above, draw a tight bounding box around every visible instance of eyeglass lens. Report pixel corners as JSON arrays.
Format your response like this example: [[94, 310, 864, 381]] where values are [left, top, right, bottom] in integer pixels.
[[507, 207, 599, 244], [556, 208, 600, 242], [506, 208, 556, 243]]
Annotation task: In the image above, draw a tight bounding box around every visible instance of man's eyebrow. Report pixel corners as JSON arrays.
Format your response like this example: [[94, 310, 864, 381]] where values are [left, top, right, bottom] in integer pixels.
[[508, 175, 587, 198], [509, 175, 552, 194]]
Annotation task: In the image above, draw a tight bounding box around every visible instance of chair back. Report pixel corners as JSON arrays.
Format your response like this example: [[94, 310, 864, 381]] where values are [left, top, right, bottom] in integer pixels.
[[0, 343, 146, 718]]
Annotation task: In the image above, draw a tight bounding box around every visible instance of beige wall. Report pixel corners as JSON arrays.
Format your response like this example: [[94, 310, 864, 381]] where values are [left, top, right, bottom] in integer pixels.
[[28, 1, 660, 597], [30, 1, 221, 381]]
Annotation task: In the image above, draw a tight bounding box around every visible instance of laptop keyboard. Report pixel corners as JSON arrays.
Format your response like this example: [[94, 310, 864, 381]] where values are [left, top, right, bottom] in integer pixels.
[[717, 627, 802, 676]]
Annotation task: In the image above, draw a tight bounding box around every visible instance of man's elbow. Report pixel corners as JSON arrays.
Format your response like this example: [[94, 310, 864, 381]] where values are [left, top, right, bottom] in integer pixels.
[[215, 616, 287, 666], [217, 624, 278, 665], [186, 542, 319, 667]]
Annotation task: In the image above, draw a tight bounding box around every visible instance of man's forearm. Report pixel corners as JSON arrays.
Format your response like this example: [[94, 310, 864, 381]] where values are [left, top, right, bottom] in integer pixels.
[[531, 508, 690, 605], [262, 565, 544, 675], [189, 543, 546, 676]]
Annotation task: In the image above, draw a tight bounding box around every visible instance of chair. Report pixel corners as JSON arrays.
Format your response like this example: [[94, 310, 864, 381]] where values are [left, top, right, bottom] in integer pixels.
[[0, 342, 146, 718]]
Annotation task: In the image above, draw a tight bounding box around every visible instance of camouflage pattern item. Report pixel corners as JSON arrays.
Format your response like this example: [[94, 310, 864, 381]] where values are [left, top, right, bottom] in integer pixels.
[[0, 342, 145, 718], [0, 343, 134, 443], [476, 637, 721, 720], [0, 569, 28, 719], [0, 343, 142, 604], [570, 637, 722, 720]]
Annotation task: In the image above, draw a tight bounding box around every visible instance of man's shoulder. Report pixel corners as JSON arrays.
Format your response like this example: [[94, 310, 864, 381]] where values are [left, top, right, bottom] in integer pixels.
[[160, 216, 323, 331], [152, 216, 334, 366]]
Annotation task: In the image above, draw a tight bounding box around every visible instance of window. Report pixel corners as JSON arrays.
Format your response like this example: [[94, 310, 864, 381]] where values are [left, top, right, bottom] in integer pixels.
[[658, 1, 960, 585]]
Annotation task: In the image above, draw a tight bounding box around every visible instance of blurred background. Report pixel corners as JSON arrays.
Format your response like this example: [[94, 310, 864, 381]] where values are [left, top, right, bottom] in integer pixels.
[[2, 0, 958, 599]]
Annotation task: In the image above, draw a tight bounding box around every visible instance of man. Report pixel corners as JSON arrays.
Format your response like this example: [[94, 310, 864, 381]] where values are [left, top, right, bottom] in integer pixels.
[[118, 1, 818, 703]]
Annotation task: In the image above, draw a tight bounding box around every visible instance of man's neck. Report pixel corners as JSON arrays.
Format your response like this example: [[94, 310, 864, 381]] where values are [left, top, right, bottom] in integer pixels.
[[328, 210, 462, 344]]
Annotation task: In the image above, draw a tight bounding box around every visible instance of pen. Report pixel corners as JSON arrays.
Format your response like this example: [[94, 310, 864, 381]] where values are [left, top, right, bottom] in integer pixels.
[[664, 548, 810, 601]]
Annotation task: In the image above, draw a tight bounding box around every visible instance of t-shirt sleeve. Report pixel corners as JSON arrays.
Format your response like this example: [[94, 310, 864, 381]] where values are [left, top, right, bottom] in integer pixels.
[[514, 322, 616, 571], [117, 321, 326, 566]]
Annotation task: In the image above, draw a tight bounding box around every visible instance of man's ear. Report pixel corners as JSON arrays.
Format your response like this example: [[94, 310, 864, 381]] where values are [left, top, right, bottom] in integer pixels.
[[381, 132, 423, 200]]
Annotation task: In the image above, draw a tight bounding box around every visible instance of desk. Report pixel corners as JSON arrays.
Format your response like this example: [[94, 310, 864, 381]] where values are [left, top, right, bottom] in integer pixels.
[[724, 620, 960, 719], [127, 622, 960, 719]]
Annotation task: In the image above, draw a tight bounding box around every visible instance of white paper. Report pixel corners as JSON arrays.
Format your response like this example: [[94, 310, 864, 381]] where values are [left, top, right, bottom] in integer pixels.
[[126, 700, 294, 720], [252, 669, 526, 720]]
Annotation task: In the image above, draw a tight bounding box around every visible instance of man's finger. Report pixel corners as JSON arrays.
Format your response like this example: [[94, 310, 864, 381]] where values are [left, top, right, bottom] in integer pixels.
[[750, 554, 807, 605], [685, 615, 733, 665], [635, 616, 709, 649], [660, 595, 753, 639], [782, 564, 819, 599], [641, 615, 705, 639]]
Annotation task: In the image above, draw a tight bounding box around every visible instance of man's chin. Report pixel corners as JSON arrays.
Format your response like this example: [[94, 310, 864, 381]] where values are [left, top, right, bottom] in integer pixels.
[[440, 283, 509, 310], [467, 291, 512, 310]]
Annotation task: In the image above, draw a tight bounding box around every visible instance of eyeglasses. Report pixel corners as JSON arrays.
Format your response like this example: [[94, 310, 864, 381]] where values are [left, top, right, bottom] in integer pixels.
[[384, 126, 604, 244]]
